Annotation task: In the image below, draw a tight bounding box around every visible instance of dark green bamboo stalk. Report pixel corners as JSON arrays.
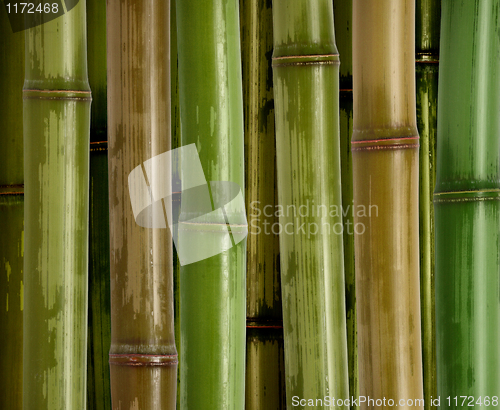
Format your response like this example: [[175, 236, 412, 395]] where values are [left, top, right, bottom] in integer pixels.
[[176, 0, 247, 408], [333, 1, 358, 407], [0, 11, 24, 410], [23, 1, 91, 408], [352, 0, 424, 407], [87, 143, 111, 410], [435, 0, 500, 401], [107, 0, 177, 408], [272, 0, 349, 406], [416, 1, 440, 409], [240, 0, 286, 408], [0, 194, 23, 410], [86, 0, 111, 408]]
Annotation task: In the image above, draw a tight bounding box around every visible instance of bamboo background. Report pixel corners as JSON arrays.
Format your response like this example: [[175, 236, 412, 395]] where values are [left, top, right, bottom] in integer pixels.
[[1, 0, 499, 408]]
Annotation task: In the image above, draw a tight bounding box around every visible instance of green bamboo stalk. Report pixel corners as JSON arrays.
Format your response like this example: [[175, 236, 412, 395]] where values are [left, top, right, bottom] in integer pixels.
[[416, 1, 439, 409], [352, 0, 424, 407], [107, 0, 177, 407], [240, 0, 285, 408], [272, 0, 349, 406], [23, 1, 91, 408], [87, 144, 111, 410], [86, 0, 111, 408], [176, 0, 246, 408], [0, 195, 23, 409], [435, 0, 500, 402], [333, 1, 358, 408], [0, 10, 24, 410]]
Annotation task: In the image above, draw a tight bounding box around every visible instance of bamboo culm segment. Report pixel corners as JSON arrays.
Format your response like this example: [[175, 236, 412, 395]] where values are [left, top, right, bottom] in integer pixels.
[[176, 0, 247, 408], [272, 0, 349, 406], [0, 195, 23, 410], [435, 0, 500, 400], [416, 63, 438, 410], [87, 145, 111, 410], [0, 10, 24, 410], [107, 0, 177, 408], [23, 0, 91, 407], [0, 11, 24, 187], [333, 1, 358, 407], [240, 0, 285, 408], [416, 0, 440, 406], [86, 0, 110, 407], [353, 1, 424, 408]]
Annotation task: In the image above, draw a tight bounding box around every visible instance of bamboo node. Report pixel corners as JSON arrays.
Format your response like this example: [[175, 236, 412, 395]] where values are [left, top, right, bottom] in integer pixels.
[[351, 136, 419, 151], [109, 353, 179, 367], [272, 53, 340, 67]]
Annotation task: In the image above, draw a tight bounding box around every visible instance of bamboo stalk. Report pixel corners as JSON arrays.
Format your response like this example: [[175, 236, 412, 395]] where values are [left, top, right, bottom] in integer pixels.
[[240, 0, 286, 408], [272, 0, 349, 406], [22, 1, 91, 407], [333, 1, 358, 407], [435, 0, 500, 400], [352, 0, 424, 407], [86, 0, 111, 408], [107, 0, 177, 407], [175, 0, 247, 408], [0, 11, 24, 410], [416, 1, 440, 409], [87, 144, 111, 410], [170, 0, 182, 407]]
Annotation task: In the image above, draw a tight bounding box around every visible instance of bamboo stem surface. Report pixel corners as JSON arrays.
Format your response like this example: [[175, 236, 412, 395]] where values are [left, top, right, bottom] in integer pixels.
[[272, 0, 349, 406], [0, 10, 24, 409], [353, 1, 424, 408], [176, 0, 247, 408], [23, 1, 91, 407], [416, 1, 440, 408], [107, 0, 177, 407], [435, 0, 500, 400], [240, 0, 285, 407]]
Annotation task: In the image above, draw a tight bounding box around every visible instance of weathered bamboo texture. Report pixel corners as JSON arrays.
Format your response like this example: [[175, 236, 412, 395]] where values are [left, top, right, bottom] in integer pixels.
[[107, 0, 177, 407], [240, 0, 286, 408], [435, 0, 500, 401], [86, 0, 111, 408], [23, 1, 91, 408], [0, 11, 24, 410], [352, 0, 424, 408], [416, 1, 439, 409], [333, 1, 358, 407], [272, 0, 349, 406], [176, 0, 247, 408]]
